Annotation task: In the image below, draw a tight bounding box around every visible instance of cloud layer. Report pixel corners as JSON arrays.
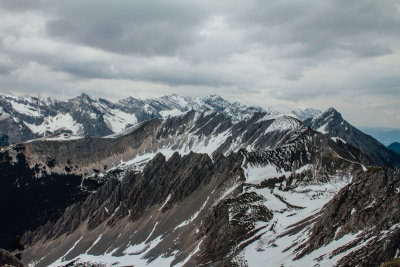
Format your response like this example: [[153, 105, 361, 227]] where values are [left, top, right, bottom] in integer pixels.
[[0, 0, 399, 127]]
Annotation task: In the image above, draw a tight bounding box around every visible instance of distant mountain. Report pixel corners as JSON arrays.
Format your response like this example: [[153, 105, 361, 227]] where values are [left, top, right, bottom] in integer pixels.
[[359, 127, 400, 146], [303, 107, 400, 167], [388, 142, 400, 155], [0, 93, 265, 146], [291, 108, 322, 121]]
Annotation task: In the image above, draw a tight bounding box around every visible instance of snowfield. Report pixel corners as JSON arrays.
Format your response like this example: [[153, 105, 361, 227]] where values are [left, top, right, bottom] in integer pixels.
[[238, 163, 353, 267], [24, 113, 83, 136]]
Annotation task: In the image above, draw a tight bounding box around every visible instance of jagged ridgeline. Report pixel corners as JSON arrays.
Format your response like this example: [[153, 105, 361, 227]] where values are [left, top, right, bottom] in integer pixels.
[[0, 98, 399, 266], [0, 93, 264, 146]]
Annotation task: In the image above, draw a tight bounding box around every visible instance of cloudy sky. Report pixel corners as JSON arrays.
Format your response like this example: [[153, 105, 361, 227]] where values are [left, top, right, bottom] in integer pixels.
[[0, 0, 399, 128]]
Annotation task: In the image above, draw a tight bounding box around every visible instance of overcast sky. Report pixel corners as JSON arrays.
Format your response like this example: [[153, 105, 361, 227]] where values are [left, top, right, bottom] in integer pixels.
[[0, 0, 399, 128]]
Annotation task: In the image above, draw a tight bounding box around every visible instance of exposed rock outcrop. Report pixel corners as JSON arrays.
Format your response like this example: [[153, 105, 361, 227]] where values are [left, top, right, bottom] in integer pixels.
[[304, 107, 400, 167], [0, 249, 24, 267]]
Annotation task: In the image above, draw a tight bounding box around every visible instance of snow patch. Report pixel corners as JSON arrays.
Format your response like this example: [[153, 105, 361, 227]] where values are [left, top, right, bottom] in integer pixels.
[[316, 122, 329, 134], [24, 113, 83, 136], [264, 116, 302, 134], [160, 108, 184, 117], [10, 100, 41, 117], [245, 164, 291, 184], [241, 176, 352, 267], [103, 109, 138, 133]]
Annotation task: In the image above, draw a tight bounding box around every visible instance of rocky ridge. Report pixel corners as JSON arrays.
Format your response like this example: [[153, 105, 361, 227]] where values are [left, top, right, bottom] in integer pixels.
[[3, 110, 310, 178], [19, 120, 367, 266], [0, 93, 265, 146], [304, 107, 400, 167], [0, 100, 398, 266]]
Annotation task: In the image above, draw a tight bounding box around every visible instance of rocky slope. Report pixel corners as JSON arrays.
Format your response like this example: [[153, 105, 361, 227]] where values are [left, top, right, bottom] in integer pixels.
[[0, 248, 23, 267], [304, 107, 400, 167], [20, 129, 364, 266], [0, 93, 265, 146], [294, 167, 400, 266], [1, 102, 398, 267], [2, 110, 313, 178], [0, 110, 325, 252]]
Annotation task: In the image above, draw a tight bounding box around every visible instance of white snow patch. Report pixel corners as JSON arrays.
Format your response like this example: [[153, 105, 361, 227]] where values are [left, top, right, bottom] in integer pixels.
[[264, 116, 302, 134], [53, 236, 174, 267], [86, 234, 103, 253], [50, 236, 83, 266], [256, 111, 283, 123], [245, 164, 291, 184], [331, 136, 347, 144], [293, 232, 363, 266], [103, 109, 138, 133], [160, 108, 184, 117], [242, 176, 352, 267], [316, 122, 329, 134], [24, 113, 83, 136], [10, 101, 41, 117], [365, 199, 376, 209], [0, 107, 10, 121], [144, 222, 159, 243], [176, 240, 203, 267], [159, 194, 171, 211]]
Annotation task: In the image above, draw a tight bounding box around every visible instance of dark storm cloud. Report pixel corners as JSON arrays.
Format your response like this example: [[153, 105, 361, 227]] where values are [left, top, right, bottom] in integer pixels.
[[43, 0, 209, 56], [235, 0, 399, 59]]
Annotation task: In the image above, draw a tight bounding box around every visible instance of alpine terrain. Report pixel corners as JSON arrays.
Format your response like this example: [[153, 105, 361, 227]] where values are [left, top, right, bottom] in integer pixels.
[[0, 94, 399, 267], [0, 93, 264, 146]]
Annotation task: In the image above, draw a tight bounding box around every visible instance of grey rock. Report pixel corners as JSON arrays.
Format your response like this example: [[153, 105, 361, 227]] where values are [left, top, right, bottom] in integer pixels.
[[304, 107, 400, 167]]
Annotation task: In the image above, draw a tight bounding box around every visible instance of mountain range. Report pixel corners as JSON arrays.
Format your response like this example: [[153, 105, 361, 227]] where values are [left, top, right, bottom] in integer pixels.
[[0, 93, 264, 146], [0, 93, 399, 266]]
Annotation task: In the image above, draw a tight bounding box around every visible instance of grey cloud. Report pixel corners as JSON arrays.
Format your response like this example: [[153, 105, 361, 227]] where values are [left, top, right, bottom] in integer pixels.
[[0, 0, 46, 12], [0, 0, 400, 128], [44, 0, 209, 56], [236, 0, 399, 59]]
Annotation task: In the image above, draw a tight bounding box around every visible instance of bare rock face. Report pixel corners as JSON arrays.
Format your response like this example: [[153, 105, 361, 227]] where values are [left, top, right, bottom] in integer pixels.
[[0, 249, 24, 267], [21, 151, 249, 266], [304, 107, 400, 167], [295, 167, 400, 266], [195, 191, 272, 266]]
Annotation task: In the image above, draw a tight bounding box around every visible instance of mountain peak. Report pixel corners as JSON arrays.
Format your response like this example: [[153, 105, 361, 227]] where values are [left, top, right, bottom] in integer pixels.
[[318, 107, 343, 122], [325, 107, 338, 114], [75, 92, 94, 102], [292, 108, 322, 121]]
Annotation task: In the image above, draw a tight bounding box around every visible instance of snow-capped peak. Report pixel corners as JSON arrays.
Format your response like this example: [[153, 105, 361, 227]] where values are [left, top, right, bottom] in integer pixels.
[[292, 108, 322, 121], [0, 93, 272, 145]]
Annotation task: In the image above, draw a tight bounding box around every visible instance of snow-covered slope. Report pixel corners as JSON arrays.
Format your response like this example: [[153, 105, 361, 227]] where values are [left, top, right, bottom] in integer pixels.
[[0, 93, 266, 145], [8, 110, 308, 177]]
